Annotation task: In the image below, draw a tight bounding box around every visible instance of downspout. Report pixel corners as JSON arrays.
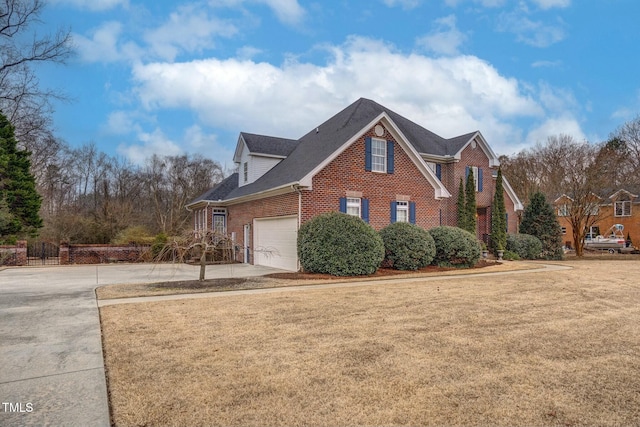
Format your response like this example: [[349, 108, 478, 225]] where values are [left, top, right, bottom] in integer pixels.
[[291, 184, 303, 228], [292, 184, 303, 271]]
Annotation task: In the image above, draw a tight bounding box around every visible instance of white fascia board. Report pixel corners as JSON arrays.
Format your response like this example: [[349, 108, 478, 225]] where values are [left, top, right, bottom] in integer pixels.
[[299, 112, 451, 199], [553, 194, 573, 203], [218, 183, 302, 206], [232, 135, 246, 164], [250, 152, 288, 160], [502, 176, 524, 211], [453, 131, 500, 167]]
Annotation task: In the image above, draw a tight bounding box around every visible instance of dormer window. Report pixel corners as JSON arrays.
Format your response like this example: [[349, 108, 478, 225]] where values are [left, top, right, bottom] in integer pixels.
[[243, 162, 248, 183]]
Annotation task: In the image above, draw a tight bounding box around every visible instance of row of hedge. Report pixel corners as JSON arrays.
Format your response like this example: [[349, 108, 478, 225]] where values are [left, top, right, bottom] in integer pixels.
[[297, 212, 483, 276]]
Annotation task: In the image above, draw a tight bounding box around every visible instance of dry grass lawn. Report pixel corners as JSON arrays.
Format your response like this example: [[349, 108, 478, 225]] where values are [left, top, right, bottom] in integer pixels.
[[100, 260, 640, 426]]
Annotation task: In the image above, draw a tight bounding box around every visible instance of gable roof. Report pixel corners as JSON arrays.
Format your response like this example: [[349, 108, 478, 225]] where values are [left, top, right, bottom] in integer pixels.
[[189, 98, 501, 206]]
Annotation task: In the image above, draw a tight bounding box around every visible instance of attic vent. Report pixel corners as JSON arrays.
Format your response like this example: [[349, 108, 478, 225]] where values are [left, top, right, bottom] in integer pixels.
[[471, 140, 477, 149], [374, 124, 385, 137]]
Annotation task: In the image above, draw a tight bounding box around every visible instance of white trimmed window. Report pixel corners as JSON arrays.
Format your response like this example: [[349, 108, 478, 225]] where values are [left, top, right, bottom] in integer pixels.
[[346, 197, 361, 217], [557, 204, 569, 217], [471, 166, 480, 192], [212, 209, 227, 235], [615, 200, 631, 217], [243, 162, 248, 182], [371, 138, 387, 172], [396, 201, 409, 223]]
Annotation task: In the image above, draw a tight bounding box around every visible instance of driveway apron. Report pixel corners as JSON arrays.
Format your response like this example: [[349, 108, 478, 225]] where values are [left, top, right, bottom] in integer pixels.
[[0, 263, 279, 426]]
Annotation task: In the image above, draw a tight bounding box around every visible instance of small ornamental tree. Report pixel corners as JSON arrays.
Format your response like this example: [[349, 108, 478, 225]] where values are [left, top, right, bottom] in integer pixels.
[[297, 212, 384, 276], [519, 192, 564, 260], [456, 178, 467, 230], [464, 168, 477, 236], [379, 222, 435, 270], [490, 167, 507, 253]]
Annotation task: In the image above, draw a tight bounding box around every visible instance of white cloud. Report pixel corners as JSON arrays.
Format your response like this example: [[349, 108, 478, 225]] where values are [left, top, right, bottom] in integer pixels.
[[525, 115, 586, 146], [130, 36, 545, 157], [531, 60, 562, 68], [382, 0, 421, 9], [74, 22, 123, 63], [416, 15, 467, 56], [209, 0, 305, 26], [260, 0, 306, 25], [117, 128, 183, 165], [497, 8, 566, 47], [49, 0, 128, 11], [144, 4, 238, 61], [531, 0, 570, 9]]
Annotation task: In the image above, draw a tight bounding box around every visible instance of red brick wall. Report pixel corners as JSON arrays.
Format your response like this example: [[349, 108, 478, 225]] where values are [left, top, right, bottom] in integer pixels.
[[302, 123, 444, 230], [226, 192, 299, 263], [440, 141, 519, 236], [65, 244, 150, 264]]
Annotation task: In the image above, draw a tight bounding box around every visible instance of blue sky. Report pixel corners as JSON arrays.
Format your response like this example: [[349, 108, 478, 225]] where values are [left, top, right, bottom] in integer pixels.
[[39, 0, 640, 169]]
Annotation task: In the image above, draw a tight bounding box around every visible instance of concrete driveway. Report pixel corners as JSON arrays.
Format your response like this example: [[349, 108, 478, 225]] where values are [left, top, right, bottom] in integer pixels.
[[0, 263, 280, 427]]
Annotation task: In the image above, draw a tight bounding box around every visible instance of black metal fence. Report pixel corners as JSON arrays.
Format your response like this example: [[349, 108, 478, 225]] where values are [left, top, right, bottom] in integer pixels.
[[27, 241, 60, 265]]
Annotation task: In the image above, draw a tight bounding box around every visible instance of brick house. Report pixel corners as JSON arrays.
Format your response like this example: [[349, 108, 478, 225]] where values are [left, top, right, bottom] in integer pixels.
[[555, 189, 640, 249], [187, 98, 523, 270]]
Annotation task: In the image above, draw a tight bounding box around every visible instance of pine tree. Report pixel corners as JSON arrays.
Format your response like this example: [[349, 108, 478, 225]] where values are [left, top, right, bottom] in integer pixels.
[[0, 112, 42, 241], [464, 168, 477, 235], [519, 192, 563, 260], [490, 167, 507, 253], [456, 178, 466, 230]]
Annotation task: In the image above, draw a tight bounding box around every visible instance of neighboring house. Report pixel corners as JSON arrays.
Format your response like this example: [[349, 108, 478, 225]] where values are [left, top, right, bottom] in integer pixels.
[[187, 98, 524, 271], [556, 189, 640, 249]]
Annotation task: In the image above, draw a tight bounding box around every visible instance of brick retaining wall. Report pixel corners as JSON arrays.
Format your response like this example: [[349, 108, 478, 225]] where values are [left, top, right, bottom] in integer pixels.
[[62, 243, 151, 265]]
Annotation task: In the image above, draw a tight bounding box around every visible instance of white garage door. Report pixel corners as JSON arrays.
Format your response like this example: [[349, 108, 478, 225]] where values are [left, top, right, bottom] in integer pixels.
[[253, 216, 299, 271]]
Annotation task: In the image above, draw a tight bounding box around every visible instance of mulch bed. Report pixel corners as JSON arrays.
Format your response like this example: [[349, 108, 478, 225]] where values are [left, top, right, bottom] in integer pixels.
[[264, 259, 498, 280], [146, 260, 499, 291]]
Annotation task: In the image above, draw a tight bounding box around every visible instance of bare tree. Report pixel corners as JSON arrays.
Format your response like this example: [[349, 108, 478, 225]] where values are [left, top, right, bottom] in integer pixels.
[[611, 116, 640, 188], [0, 0, 73, 156], [503, 135, 612, 256], [155, 230, 236, 281], [143, 154, 224, 235]]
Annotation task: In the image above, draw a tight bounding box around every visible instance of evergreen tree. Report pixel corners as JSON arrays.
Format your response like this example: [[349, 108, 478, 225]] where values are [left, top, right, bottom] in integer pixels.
[[0, 112, 42, 241], [519, 192, 563, 260], [464, 168, 477, 235], [456, 178, 466, 230], [490, 167, 507, 253]]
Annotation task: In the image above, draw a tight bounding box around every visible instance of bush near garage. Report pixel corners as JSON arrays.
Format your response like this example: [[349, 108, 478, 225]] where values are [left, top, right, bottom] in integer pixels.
[[428, 226, 481, 268], [506, 233, 543, 260], [379, 222, 436, 270], [297, 212, 384, 276]]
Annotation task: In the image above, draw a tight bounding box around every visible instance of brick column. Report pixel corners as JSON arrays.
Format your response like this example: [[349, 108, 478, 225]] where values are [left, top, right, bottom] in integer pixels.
[[59, 242, 69, 265], [15, 241, 27, 266]]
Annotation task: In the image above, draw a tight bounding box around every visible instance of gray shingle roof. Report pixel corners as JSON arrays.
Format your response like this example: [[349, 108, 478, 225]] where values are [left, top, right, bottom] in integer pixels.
[[192, 98, 479, 204], [189, 173, 238, 205], [240, 132, 298, 157]]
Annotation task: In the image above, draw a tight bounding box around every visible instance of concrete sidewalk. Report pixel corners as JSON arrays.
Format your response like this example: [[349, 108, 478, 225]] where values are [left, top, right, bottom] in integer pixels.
[[0, 263, 280, 427]]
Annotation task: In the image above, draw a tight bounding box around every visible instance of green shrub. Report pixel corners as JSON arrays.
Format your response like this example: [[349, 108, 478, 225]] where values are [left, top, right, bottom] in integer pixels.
[[113, 225, 154, 245], [297, 212, 384, 276], [379, 222, 436, 270], [151, 232, 169, 259], [428, 226, 481, 268], [502, 250, 520, 261], [506, 233, 542, 260]]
